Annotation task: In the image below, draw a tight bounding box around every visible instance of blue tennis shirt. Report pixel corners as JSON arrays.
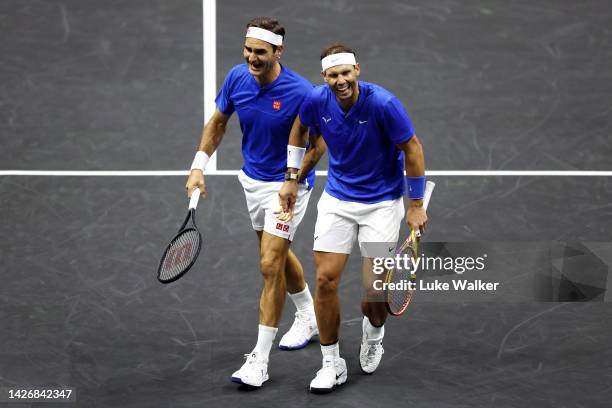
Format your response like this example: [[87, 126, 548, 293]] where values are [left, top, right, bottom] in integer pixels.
[[299, 81, 415, 203], [216, 64, 316, 188]]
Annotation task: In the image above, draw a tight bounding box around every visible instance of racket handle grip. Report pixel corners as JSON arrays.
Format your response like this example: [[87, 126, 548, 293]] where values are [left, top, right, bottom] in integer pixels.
[[423, 181, 435, 210], [189, 188, 201, 209]]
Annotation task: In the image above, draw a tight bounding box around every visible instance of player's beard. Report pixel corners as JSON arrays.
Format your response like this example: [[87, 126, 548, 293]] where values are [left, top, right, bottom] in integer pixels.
[[248, 59, 275, 78], [335, 81, 354, 100]]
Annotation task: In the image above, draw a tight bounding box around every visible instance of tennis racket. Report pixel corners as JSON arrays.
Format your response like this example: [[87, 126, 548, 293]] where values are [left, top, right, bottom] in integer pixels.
[[385, 181, 435, 316], [157, 188, 203, 283]]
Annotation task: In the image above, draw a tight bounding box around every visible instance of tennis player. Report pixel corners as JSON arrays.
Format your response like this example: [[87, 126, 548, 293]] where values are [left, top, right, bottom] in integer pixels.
[[278, 44, 428, 393], [185, 17, 325, 388]]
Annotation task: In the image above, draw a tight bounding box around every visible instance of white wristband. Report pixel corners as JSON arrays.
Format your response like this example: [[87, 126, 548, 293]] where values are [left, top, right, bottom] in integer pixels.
[[287, 145, 306, 169], [190, 151, 210, 171]]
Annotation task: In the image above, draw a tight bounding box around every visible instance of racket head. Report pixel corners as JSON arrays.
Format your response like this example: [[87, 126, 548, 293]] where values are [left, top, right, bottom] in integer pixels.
[[157, 210, 202, 283], [385, 230, 419, 316], [386, 180, 433, 315]]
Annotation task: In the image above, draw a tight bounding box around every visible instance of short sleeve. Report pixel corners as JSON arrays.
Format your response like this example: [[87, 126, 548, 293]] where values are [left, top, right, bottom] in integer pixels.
[[298, 89, 318, 128], [215, 70, 236, 115], [380, 97, 415, 145]]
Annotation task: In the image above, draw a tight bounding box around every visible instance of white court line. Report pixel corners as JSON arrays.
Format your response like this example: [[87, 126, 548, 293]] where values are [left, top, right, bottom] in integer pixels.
[[189, 0, 611, 180], [6, 2, 607, 180], [202, 0, 217, 170], [1, 170, 611, 177]]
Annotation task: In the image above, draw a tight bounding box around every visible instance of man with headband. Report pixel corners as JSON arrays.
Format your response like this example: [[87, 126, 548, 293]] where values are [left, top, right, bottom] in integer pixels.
[[185, 17, 325, 388], [278, 44, 428, 393]]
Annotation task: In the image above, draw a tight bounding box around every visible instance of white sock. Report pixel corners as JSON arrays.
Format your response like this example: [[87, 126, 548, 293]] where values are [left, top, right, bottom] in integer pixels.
[[253, 325, 278, 360], [364, 316, 384, 341], [320, 342, 340, 359], [288, 284, 314, 314]]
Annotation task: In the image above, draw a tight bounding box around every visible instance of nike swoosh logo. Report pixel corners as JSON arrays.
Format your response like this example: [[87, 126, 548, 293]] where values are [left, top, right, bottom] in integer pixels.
[[388, 246, 395, 253], [322, 116, 331, 123], [336, 370, 345, 379], [359, 120, 368, 124]]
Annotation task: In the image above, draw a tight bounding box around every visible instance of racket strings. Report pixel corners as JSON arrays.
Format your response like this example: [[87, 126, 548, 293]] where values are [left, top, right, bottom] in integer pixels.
[[386, 233, 420, 315], [386, 268, 414, 313], [159, 229, 201, 281]]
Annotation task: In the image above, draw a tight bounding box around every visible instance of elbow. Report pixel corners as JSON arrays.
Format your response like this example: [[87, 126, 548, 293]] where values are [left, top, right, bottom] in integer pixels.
[[317, 144, 327, 158], [406, 135, 423, 156]]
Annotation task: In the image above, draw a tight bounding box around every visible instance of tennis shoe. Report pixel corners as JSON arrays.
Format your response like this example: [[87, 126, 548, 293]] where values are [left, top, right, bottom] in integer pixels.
[[279, 311, 318, 350], [231, 352, 269, 387], [359, 318, 385, 374], [309, 355, 347, 393]]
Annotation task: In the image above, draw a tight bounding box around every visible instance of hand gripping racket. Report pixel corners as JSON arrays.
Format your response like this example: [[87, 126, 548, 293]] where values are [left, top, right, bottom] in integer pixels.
[[385, 181, 435, 316], [157, 188, 203, 283]]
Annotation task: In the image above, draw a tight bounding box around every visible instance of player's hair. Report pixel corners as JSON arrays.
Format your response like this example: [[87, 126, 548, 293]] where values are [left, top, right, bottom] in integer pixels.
[[320, 44, 357, 60], [246, 17, 285, 51]]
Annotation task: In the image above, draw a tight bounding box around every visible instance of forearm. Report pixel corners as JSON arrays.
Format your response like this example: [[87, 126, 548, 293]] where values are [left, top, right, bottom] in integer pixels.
[[197, 117, 227, 156], [286, 116, 310, 177], [404, 136, 425, 177], [288, 118, 309, 150], [298, 136, 326, 182], [402, 135, 426, 207]]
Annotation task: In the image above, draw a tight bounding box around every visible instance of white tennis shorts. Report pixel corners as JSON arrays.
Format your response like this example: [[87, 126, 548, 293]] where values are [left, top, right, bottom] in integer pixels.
[[238, 170, 312, 241], [313, 191, 405, 257]]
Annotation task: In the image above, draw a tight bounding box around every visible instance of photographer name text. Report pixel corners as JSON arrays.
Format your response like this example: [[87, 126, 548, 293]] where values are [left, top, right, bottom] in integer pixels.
[[373, 279, 499, 291]]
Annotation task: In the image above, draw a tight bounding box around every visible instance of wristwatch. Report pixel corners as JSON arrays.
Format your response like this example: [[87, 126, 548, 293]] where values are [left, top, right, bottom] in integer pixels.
[[284, 171, 299, 181]]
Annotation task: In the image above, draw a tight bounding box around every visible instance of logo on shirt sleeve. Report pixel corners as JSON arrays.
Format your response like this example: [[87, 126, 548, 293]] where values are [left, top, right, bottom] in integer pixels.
[[272, 100, 282, 111]]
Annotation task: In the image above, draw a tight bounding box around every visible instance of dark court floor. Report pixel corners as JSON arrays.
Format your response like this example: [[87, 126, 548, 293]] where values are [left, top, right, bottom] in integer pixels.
[[2, 176, 612, 407], [1, 1, 612, 407]]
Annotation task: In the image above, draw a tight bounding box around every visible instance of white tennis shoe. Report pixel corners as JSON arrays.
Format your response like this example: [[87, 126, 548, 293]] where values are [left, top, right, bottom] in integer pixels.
[[279, 311, 318, 350], [309, 355, 347, 393], [231, 352, 269, 387], [359, 318, 385, 374]]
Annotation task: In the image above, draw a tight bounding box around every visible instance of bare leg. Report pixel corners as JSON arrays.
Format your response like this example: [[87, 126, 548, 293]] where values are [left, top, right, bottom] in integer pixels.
[[256, 231, 306, 294], [257, 231, 290, 326], [285, 248, 307, 294], [313, 251, 350, 344], [361, 257, 388, 327]]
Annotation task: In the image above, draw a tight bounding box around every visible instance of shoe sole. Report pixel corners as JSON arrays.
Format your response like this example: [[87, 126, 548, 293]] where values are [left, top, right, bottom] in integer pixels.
[[231, 375, 269, 388], [310, 374, 347, 394], [359, 364, 375, 375], [278, 331, 318, 351]]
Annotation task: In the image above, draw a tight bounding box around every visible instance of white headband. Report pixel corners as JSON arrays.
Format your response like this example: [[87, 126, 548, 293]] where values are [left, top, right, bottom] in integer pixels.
[[245, 27, 283, 46], [321, 52, 357, 72]]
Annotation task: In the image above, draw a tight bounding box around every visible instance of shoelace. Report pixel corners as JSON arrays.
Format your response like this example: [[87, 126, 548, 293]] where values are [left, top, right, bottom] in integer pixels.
[[366, 344, 383, 360], [241, 352, 269, 374], [316, 358, 336, 375], [243, 352, 262, 365], [290, 312, 311, 332]]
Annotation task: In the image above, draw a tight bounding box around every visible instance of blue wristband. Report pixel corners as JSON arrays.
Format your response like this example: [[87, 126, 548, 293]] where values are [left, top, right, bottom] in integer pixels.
[[406, 176, 426, 199]]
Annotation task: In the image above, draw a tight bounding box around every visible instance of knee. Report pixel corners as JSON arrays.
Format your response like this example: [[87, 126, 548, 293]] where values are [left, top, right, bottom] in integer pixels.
[[316, 271, 339, 297], [260, 251, 284, 280]]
